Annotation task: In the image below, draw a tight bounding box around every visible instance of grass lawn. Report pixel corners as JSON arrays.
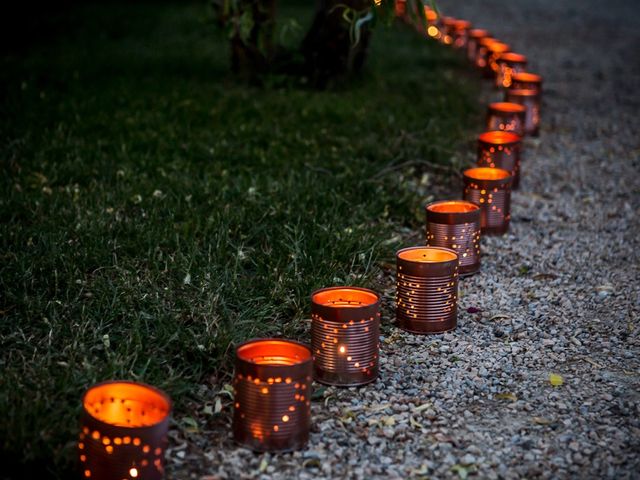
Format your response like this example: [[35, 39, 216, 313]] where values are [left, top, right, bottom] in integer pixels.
[[0, 0, 479, 475]]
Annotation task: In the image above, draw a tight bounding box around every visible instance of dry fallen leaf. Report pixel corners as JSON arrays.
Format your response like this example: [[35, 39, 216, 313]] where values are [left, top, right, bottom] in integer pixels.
[[581, 357, 603, 369], [413, 402, 432, 413], [221, 384, 234, 397], [366, 403, 392, 413], [340, 410, 356, 424], [532, 272, 558, 280], [495, 392, 518, 401], [409, 416, 424, 429], [181, 416, 199, 433], [410, 464, 429, 475], [532, 416, 553, 425], [382, 415, 396, 426], [303, 458, 321, 469]]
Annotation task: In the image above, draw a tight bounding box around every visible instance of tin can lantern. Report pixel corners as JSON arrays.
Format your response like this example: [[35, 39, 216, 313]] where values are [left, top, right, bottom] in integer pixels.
[[396, 246, 459, 334], [475, 37, 497, 71], [78, 381, 172, 480], [232, 339, 312, 452], [463, 167, 512, 235], [395, 0, 406, 17], [311, 287, 380, 387], [505, 88, 541, 136], [510, 72, 543, 96], [452, 19, 472, 49], [440, 16, 458, 45], [496, 52, 527, 88], [424, 6, 442, 40], [425, 201, 481, 276], [486, 102, 526, 137], [477, 131, 522, 189], [423, 5, 438, 25], [467, 29, 489, 63], [486, 42, 511, 77]]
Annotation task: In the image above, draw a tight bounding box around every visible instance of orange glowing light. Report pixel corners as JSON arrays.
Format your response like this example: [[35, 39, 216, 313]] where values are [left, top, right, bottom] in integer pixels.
[[237, 340, 312, 366], [312, 288, 378, 308], [470, 28, 489, 38], [507, 88, 538, 98], [480, 37, 498, 47], [478, 131, 521, 145], [424, 7, 438, 22], [513, 72, 542, 83], [397, 247, 458, 263], [464, 167, 511, 181], [499, 52, 527, 63], [427, 200, 480, 215], [489, 102, 526, 114], [83, 382, 170, 428], [488, 42, 510, 54], [129, 467, 138, 478]]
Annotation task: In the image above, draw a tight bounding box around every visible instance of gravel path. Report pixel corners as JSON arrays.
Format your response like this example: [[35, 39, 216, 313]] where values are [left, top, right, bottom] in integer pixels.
[[166, 1, 640, 478]]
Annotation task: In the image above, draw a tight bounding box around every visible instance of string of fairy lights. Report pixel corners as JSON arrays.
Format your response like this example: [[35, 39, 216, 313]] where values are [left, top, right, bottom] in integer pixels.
[[76, 3, 544, 477]]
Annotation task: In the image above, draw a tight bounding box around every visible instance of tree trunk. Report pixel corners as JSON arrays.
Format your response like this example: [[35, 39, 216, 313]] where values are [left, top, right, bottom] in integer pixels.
[[302, 0, 373, 88], [230, 0, 277, 78]]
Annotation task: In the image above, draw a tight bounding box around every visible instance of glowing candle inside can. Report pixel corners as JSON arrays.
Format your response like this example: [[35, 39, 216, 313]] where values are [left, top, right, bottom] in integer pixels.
[[510, 72, 543, 96], [396, 246, 459, 334], [486, 42, 511, 76], [463, 167, 513, 235], [496, 52, 527, 88], [467, 29, 490, 63], [425, 200, 481, 276], [505, 88, 541, 136], [233, 339, 312, 452], [486, 102, 526, 137], [311, 287, 380, 386], [79, 381, 171, 480], [440, 16, 458, 45], [477, 130, 523, 189], [452, 19, 472, 49]]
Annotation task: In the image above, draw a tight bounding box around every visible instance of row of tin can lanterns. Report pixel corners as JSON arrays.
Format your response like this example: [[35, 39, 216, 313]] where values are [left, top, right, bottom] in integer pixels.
[[75, 3, 545, 478]]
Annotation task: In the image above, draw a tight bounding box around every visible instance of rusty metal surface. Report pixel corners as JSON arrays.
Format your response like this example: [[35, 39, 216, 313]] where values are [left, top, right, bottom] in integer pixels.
[[452, 19, 472, 48], [486, 102, 526, 137], [396, 246, 459, 334], [463, 167, 512, 235], [477, 131, 523, 189], [510, 72, 543, 96], [79, 381, 171, 480], [311, 287, 381, 387], [425, 201, 481, 276], [441, 16, 458, 45], [232, 339, 312, 453], [496, 52, 528, 88], [505, 89, 541, 136], [486, 42, 511, 77], [467, 29, 489, 63]]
